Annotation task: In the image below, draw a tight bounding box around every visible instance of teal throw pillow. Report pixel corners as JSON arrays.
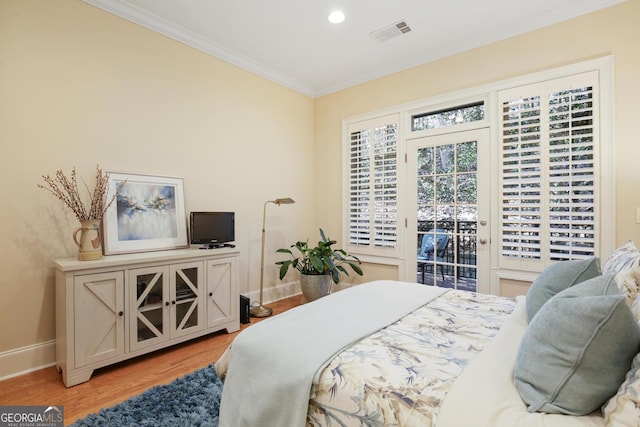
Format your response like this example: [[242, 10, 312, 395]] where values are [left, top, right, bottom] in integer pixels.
[[525, 257, 600, 322], [515, 275, 640, 415]]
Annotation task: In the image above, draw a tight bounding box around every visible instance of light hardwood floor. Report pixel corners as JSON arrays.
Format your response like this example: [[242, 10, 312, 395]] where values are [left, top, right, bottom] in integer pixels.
[[0, 295, 304, 426]]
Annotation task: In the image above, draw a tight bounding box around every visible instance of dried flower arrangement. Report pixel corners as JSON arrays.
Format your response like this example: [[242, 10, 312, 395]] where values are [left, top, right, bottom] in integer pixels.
[[38, 165, 120, 221]]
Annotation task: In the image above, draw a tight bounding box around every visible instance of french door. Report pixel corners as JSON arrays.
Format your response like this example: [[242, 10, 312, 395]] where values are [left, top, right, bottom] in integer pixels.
[[406, 128, 490, 293]]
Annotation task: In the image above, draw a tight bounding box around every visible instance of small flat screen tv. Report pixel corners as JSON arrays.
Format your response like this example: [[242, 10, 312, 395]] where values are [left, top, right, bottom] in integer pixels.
[[190, 212, 235, 248]]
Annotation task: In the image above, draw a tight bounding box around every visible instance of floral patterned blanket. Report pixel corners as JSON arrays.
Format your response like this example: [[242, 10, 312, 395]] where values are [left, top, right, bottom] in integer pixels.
[[307, 289, 516, 427], [219, 281, 447, 427]]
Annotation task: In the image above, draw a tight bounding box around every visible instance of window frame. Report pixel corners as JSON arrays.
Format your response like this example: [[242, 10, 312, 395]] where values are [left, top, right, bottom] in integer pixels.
[[498, 73, 600, 270], [343, 113, 402, 259], [341, 57, 614, 286], [489, 59, 614, 282]]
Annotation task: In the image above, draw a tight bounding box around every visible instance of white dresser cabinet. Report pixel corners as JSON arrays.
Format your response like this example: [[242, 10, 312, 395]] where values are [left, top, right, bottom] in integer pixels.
[[54, 248, 239, 387]]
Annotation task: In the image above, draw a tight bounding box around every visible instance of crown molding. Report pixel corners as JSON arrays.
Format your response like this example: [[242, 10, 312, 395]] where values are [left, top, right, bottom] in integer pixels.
[[83, 0, 316, 97]]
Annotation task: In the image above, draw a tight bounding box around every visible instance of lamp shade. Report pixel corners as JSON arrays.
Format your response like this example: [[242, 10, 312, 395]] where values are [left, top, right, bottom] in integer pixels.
[[273, 198, 295, 205]]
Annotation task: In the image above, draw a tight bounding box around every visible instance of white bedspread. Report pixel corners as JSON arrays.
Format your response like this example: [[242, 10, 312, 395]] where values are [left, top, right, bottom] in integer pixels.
[[218, 280, 445, 427], [436, 296, 604, 427]]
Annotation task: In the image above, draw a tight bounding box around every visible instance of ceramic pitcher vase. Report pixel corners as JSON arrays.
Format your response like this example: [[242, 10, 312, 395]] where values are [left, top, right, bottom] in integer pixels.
[[73, 219, 103, 261]]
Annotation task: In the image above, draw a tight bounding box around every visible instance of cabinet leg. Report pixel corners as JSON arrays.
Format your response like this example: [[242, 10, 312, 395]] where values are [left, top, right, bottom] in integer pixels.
[[62, 368, 94, 387]]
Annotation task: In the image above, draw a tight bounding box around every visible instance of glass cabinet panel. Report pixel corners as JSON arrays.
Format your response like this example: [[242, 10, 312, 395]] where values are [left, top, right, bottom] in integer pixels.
[[174, 267, 199, 332], [130, 262, 203, 350], [135, 271, 165, 343]]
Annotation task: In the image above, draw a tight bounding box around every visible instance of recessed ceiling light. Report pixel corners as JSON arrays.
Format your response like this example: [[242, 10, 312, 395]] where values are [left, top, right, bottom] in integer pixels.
[[328, 10, 345, 24]]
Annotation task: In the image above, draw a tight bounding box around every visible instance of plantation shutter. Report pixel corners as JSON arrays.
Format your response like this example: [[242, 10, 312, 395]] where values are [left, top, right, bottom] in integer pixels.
[[500, 92, 543, 261], [498, 72, 599, 270], [347, 114, 399, 254]]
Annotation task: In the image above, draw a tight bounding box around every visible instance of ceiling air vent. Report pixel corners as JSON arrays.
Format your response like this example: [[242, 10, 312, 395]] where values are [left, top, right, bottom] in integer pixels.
[[369, 20, 412, 44]]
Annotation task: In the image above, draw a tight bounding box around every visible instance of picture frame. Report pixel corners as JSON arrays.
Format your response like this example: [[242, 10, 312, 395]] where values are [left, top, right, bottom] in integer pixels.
[[103, 172, 189, 255]]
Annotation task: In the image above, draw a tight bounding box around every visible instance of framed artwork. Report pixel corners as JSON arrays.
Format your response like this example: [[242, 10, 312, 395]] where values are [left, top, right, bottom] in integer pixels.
[[103, 172, 189, 255]]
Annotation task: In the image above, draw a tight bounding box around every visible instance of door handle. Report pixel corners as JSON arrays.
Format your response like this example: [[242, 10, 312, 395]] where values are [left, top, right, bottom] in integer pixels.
[[479, 238, 488, 244]]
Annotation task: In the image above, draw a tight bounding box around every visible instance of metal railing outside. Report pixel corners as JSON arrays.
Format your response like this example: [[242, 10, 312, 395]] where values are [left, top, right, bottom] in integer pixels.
[[417, 220, 477, 281]]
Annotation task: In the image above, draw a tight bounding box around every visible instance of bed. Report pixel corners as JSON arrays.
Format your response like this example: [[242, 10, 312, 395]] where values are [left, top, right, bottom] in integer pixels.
[[217, 242, 640, 427]]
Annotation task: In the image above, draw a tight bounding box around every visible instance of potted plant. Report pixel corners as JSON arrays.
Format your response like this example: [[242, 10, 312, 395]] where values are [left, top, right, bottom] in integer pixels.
[[276, 228, 363, 301]]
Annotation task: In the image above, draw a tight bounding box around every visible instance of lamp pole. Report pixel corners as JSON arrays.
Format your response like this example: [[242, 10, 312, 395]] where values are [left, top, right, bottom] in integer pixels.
[[250, 198, 294, 317]]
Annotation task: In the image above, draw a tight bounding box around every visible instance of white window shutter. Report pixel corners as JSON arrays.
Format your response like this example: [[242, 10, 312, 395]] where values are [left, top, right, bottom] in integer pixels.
[[347, 115, 399, 255], [500, 89, 543, 262], [498, 72, 599, 270]]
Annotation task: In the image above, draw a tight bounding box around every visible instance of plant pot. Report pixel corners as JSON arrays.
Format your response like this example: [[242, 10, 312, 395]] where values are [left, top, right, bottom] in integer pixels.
[[300, 274, 332, 301]]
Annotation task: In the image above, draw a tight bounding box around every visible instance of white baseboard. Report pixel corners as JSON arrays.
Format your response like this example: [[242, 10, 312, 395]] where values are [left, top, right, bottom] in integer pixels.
[[244, 280, 301, 306], [0, 340, 56, 381], [243, 280, 356, 305]]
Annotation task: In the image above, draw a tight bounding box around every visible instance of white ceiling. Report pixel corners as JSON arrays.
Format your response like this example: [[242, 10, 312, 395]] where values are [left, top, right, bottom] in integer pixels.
[[84, 0, 625, 98]]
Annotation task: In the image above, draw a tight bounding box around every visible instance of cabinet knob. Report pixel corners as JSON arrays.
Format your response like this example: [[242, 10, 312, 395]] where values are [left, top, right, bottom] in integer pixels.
[[118, 311, 124, 317], [209, 292, 213, 297], [165, 301, 170, 306], [172, 300, 176, 305]]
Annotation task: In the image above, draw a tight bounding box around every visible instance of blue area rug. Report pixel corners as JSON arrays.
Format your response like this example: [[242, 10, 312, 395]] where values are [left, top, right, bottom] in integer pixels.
[[71, 363, 222, 426]]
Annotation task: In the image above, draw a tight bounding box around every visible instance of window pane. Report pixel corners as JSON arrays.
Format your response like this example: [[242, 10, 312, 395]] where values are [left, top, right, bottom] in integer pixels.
[[412, 102, 484, 131], [457, 205, 477, 222], [456, 141, 477, 173], [436, 175, 455, 204], [436, 204, 455, 224], [436, 144, 455, 174], [417, 146, 434, 175], [456, 174, 476, 203], [417, 176, 434, 204], [417, 206, 435, 229]]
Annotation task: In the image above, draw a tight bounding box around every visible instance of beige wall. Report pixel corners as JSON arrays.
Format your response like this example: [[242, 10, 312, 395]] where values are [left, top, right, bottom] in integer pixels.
[[315, 0, 640, 257], [1, 0, 639, 375], [0, 0, 315, 357]]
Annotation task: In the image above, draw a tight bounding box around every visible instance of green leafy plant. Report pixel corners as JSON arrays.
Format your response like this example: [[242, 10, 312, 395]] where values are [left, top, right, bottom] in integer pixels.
[[276, 228, 363, 284]]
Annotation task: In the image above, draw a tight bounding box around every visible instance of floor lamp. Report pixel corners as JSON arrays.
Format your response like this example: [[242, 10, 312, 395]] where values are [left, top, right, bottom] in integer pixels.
[[250, 197, 295, 317]]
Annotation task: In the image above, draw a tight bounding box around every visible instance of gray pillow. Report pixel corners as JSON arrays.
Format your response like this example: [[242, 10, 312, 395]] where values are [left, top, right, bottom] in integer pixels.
[[525, 257, 601, 321], [515, 275, 640, 415]]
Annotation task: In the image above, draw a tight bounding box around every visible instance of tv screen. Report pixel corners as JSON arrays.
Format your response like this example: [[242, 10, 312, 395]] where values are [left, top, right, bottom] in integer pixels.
[[190, 212, 235, 248]]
